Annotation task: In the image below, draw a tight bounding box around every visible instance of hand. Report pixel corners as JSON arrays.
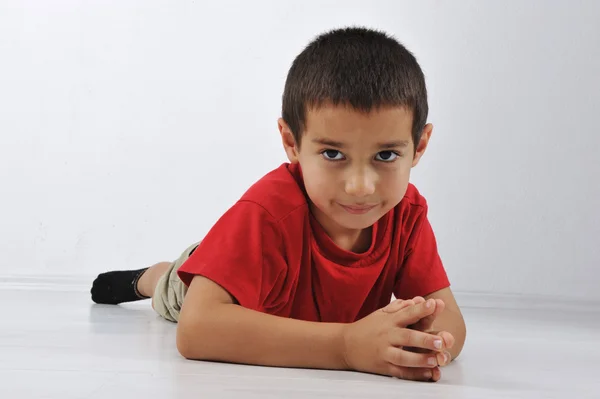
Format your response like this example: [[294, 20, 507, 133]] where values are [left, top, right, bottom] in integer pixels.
[[382, 296, 442, 331], [382, 297, 454, 366], [342, 298, 448, 382]]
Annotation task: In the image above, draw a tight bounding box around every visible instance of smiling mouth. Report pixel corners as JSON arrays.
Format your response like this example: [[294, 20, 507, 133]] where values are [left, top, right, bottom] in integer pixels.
[[339, 203, 378, 214]]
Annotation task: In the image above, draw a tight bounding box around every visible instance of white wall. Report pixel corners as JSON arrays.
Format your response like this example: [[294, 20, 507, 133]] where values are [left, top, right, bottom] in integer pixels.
[[1, 1, 598, 300]]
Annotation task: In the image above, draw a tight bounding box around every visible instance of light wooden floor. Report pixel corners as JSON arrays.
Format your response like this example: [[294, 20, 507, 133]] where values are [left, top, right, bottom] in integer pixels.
[[1, 284, 598, 399]]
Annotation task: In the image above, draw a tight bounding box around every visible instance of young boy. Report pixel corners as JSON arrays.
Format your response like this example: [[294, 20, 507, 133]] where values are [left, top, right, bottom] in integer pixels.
[[91, 26, 466, 383]]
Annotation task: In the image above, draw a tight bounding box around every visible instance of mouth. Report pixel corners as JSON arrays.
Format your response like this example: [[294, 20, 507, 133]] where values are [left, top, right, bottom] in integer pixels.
[[338, 203, 378, 214]]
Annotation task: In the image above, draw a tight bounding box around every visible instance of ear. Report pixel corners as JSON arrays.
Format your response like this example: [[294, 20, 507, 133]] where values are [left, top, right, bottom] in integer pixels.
[[411, 123, 433, 168], [278, 118, 300, 163]]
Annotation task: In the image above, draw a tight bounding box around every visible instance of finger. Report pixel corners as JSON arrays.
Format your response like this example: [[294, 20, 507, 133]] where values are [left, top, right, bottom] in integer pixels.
[[408, 299, 446, 332], [431, 299, 445, 319], [382, 295, 430, 314], [395, 297, 426, 312], [426, 331, 454, 350], [416, 299, 445, 330], [412, 330, 455, 352], [403, 347, 450, 369], [431, 366, 442, 382], [436, 331, 455, 349], [393, 298, 437, 327], [387, 364, 441, 382], [382, 299, 414, 313], [384, 346, 439, 368], [389, 327, 444, 352], [435, 350, 452, 367], [409, 316, 432, 332], [403, 346, 433, 354], [412, 296, 426, 304]]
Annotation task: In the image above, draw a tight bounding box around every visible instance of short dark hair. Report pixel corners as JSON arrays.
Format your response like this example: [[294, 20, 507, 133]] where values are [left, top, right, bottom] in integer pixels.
[[281, 26, 428, 151]]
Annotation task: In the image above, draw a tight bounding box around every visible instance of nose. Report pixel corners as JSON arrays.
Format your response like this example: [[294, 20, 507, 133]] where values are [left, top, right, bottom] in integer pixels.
[[344, 168, 376, 197]]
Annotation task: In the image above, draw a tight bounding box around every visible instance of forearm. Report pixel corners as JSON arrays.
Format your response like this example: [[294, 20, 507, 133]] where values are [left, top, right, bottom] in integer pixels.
[[176, 302, 349, 370]]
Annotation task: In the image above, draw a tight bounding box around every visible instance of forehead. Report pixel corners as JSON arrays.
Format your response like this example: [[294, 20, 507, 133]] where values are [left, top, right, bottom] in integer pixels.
[[304, 104, 413, 145]]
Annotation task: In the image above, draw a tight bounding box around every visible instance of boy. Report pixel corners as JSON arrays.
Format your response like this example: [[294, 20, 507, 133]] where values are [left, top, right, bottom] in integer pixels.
[[91, 26, 466, 383]]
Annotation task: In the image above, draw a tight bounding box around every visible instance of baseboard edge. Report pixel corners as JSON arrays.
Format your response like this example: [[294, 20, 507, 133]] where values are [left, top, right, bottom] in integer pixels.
[[0, 274, 597, 312]]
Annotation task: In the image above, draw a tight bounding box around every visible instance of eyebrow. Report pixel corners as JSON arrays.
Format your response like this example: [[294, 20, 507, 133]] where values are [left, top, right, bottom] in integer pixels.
[[311, 137, 409, 149]]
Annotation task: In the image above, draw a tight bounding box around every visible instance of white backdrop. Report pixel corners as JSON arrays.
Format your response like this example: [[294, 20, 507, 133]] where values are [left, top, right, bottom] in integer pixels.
[[1, 0, 598, 301]]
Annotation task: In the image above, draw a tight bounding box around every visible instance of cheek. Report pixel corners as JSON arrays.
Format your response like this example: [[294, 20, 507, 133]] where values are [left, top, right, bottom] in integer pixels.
[[307, 176, 334, 199], [301, 164, 336, 200], [379, 169, 410, 199]]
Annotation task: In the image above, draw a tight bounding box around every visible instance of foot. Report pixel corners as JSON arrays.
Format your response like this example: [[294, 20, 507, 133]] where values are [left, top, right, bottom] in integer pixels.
[[91, 268, 149, 305]]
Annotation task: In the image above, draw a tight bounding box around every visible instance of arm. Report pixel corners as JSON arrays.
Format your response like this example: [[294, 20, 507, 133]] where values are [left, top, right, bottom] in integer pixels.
[[176, 275, 348, 370], [178, 275, 452, 382], [424, 287, 467, 361]]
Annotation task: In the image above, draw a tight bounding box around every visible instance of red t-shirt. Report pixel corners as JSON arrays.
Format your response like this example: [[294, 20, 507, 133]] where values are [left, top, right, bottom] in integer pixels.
[[178, 162, 450, 323]]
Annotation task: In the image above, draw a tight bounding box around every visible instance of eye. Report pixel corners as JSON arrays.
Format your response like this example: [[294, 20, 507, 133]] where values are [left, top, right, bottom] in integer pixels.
[[321, 149, 345, 161], [375, 151, 399, 162]]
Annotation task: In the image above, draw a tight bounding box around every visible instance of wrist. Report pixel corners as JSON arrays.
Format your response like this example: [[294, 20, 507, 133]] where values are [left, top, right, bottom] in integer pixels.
[[338, 322, 355, 371]]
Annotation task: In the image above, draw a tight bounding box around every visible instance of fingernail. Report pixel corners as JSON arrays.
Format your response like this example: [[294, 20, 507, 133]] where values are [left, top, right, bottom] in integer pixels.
[[444, 352, 450, 363], [424, 370, 432, 379], [434, 340, 442, 349], [426, 299, 433, 308], [428, 357, 436, 366]]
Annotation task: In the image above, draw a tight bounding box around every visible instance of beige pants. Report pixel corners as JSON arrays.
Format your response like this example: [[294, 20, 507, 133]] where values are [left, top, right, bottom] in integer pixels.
[[152, 242, 200, 322]]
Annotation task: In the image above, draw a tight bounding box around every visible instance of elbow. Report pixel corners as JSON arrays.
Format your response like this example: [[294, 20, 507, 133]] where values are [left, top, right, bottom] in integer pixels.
[[176, 317, 211, 360], [176, 322, 195, 359], [176, 329, 193, 360], [452, 316, 468, 361]]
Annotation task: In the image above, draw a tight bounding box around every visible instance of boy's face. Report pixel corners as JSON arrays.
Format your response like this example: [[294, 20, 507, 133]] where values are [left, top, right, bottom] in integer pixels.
[[279, 103, 432, 248]]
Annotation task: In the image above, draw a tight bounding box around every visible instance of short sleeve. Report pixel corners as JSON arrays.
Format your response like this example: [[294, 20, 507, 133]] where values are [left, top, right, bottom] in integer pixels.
[[394, 208, 450, 300], [177, 200, 288, 312]]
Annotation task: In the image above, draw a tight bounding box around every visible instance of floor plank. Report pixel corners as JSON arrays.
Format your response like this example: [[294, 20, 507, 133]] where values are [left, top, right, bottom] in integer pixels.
[[0, 287, 598, 398]]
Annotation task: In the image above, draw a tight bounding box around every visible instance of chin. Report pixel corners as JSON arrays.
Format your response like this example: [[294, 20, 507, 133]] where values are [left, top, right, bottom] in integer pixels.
[[335, 215, 381, 231]]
